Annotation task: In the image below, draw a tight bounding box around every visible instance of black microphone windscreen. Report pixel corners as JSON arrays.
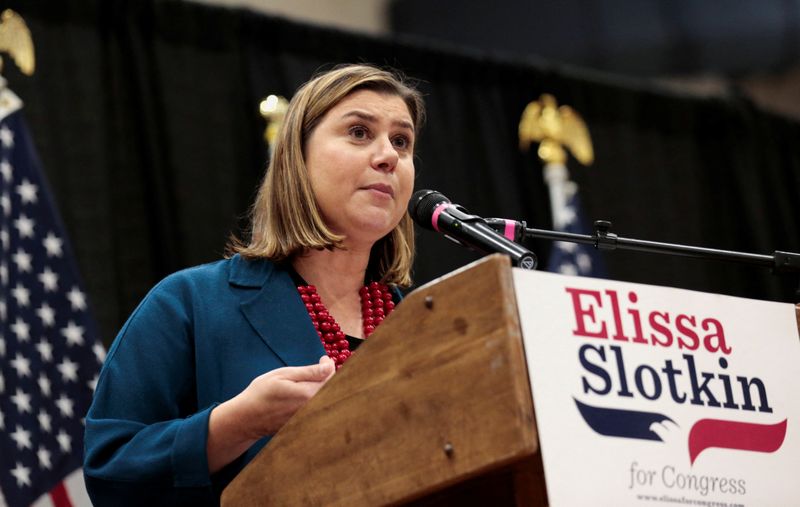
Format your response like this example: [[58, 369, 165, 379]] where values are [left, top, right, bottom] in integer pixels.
[[408, 189, 450, 230]]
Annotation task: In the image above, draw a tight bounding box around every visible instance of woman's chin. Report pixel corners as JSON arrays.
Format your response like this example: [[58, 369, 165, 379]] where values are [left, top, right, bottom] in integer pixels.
[[327, 206, 402, 246], [342, 219, 397, 246]]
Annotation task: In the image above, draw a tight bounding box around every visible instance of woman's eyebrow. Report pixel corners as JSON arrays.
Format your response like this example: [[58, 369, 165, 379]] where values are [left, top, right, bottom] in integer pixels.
[[341, 110, 414, 132]]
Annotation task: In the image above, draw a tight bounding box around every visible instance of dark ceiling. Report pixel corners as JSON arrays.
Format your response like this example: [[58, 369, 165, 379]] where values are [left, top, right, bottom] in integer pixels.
[[390, 0, 800, 77]]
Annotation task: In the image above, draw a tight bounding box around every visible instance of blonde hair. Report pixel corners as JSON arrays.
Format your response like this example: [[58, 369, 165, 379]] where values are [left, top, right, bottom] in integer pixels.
[[231, 64, 425, 287]]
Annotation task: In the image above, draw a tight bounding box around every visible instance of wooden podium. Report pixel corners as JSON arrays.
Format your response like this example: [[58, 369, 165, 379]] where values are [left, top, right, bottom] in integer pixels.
[[222, 254, 547, 506]]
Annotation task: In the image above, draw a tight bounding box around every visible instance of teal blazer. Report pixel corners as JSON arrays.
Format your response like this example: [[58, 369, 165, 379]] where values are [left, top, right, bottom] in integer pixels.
[[84, 255, 330, 506]]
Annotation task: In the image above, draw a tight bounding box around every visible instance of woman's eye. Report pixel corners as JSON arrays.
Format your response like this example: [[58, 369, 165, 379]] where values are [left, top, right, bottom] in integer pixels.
[[392, 135, 411, 149], [349, 126, 369, 139]]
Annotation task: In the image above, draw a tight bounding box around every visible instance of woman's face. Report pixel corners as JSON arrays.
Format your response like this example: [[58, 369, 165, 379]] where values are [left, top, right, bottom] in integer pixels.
[[305, 89, 415, 248]]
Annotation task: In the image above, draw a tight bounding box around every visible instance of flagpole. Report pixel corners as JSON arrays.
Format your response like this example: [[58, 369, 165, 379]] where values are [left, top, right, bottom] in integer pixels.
[[519, 93, 604, 277]]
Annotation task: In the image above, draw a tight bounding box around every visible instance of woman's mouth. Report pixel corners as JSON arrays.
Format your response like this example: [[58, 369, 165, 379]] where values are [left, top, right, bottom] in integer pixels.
[[363, 183, 394, 198]]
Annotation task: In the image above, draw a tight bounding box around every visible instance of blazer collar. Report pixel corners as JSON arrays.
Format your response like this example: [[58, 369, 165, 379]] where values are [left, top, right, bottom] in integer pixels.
[[228, 254, 325, 367]]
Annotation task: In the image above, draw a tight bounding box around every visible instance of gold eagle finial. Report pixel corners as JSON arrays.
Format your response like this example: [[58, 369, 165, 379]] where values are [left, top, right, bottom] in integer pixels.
[[0, 9, 35, 76], [519, 94, 593, 165], [259, 94, 289, 147]]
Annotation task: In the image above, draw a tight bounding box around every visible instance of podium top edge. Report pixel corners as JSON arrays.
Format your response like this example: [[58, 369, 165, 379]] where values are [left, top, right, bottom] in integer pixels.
[[411, 254, 511, 294]]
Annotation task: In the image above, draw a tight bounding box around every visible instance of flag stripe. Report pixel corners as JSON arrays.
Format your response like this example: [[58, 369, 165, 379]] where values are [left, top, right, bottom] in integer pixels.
[[48, 482, 71, 507], [31, 490, 53, 507], [63, 468, 90, 507]]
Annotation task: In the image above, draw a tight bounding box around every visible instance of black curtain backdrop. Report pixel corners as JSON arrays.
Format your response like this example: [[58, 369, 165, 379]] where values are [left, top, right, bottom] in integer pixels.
[[5, 0, 800, 346]]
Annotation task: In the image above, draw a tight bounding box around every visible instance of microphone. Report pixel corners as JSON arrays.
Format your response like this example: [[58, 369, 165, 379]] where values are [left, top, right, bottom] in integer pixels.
[[483, 217, 526, 243], [408, 189, 537, 269]]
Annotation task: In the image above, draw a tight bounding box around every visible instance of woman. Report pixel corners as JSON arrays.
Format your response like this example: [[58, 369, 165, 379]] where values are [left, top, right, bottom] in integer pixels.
[[84, 64, 425, 505]]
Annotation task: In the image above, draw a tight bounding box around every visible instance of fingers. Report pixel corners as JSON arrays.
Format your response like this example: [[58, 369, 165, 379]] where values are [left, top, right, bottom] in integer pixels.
[[318, 355, 335, 381], [277, 356, 335, 383], [237, 357, 338, 437]]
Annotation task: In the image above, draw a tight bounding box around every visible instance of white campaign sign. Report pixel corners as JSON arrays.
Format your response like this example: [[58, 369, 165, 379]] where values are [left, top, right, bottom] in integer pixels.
[[513, 269, 800, 506]]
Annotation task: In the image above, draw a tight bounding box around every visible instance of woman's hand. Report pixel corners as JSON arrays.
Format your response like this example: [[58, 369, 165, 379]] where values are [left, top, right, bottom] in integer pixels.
[[206, 355, 335, 473], [237, 355, 336, 437]]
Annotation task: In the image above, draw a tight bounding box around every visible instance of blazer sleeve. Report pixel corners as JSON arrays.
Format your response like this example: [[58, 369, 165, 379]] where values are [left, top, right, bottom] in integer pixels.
[[83, 274, 219, 505]]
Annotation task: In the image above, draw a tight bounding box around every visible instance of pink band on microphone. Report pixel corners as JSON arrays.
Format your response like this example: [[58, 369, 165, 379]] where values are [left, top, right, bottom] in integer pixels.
[[503, 219, 515, 241], [431, 203, 450, 232]]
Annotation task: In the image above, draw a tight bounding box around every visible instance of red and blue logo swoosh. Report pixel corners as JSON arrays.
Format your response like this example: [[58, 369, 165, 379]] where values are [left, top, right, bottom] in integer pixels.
[[575, 399, 675, 441], [688, 418, 787, 464], [575, 399, 788, 464]]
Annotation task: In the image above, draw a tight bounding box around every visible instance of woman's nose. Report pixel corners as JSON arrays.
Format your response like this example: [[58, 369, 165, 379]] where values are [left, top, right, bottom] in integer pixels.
[[371, 137, 399, 172]]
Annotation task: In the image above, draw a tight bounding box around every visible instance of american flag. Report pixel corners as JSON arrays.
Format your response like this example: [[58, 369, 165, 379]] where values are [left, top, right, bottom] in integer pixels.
[[0, 89, 101, 506], [544, 164, 606, 278]]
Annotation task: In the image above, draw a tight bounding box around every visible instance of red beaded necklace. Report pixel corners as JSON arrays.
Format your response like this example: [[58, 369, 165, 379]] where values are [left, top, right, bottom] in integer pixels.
[[297, 281, 395, 369]]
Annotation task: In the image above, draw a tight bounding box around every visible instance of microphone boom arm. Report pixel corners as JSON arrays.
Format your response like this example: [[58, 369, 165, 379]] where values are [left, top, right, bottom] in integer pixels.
[[518, 219, 800, 275]]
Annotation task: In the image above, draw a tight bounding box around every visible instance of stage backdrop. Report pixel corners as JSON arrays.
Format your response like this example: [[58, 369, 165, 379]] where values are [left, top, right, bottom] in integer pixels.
[[5, 0, 800, 345]]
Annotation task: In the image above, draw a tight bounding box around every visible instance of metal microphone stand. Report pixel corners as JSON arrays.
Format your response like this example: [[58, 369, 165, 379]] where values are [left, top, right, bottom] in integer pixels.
[[521, 220, 800, 295]]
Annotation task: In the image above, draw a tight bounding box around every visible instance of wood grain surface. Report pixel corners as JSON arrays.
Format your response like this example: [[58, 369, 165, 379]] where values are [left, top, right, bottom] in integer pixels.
[[222, 254, 545, 506]]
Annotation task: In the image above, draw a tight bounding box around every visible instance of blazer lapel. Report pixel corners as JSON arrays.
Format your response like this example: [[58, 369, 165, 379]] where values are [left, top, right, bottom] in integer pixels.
[[229, 255, 325, 367]]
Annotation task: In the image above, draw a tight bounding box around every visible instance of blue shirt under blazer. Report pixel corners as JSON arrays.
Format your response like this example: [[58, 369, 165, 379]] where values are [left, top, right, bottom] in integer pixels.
[[84, 254, 335, 505]]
